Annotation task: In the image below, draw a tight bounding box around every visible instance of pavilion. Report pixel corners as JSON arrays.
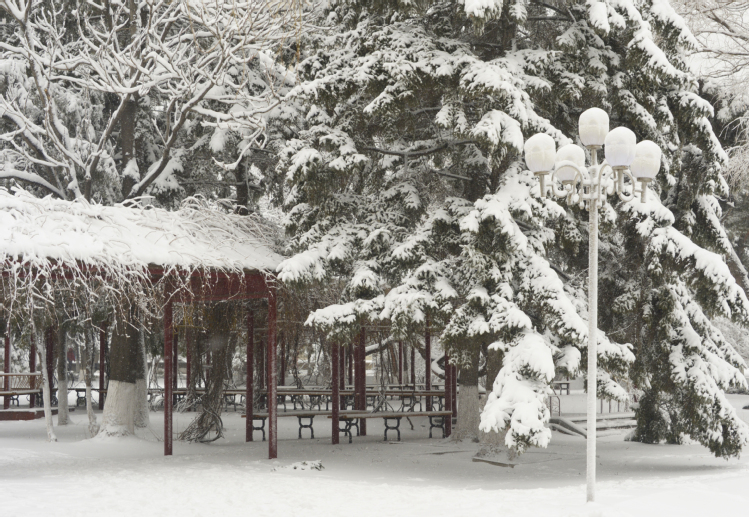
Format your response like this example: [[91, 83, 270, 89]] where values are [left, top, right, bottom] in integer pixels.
[[0, 188, 283, 458]]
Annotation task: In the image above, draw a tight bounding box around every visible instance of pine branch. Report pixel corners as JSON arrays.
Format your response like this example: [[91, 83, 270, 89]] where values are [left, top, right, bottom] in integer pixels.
[[360, 139, 479, 159]]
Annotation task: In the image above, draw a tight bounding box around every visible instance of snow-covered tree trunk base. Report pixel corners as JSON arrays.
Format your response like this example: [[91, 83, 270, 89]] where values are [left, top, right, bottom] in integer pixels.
[[453, 385, 480, 442], [134, 377, 149, 429], [477, 428, 516, 463], [98, 380, 136, 437], [37, 335, 57, 442]]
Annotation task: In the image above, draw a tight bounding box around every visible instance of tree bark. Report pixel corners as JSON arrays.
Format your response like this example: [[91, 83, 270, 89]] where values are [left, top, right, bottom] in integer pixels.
[[56, 328, 69, 425], [478, 347, 508, 455], [36, 329, 57, 442], [180, 303, 233, 442], [453, 346, 481, 442], [83, 327, 99, 436], [99, 310, 145, 437], [135, 323, 149, 428]]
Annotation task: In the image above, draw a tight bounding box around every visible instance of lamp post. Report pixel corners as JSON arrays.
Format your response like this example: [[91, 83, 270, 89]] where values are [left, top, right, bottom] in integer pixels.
[[524, 108, 662, 503]]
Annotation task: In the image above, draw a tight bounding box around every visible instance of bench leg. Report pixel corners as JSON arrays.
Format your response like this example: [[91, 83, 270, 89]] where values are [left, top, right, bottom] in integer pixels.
[[428, 416, 445, 439], [339, 421, 353, 444], [253, 417, 267, 441], [383, 417, 401, 441], [298, 416, 315, 439], [347, 418, 359, 440]]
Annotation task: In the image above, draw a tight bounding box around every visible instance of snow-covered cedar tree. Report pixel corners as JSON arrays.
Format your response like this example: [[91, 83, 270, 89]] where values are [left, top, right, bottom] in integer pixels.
[[0, 0, 305, 206], [275, 0, 749, 456]]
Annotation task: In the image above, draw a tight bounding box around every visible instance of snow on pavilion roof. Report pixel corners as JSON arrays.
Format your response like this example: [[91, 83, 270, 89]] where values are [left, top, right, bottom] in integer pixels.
[[0, 188, 284, 274]]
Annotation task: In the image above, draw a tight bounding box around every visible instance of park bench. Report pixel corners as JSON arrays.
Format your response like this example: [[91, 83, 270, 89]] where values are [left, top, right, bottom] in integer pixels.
[[331, 410, 453, 443], [242, 411, 333, 441], [0, 373, 42, 405]]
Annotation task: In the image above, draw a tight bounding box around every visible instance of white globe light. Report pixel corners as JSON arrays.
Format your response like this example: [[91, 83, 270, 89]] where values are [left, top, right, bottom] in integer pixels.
[[555, 144, 586, 182], [630, 140, 661, 180], [604, 127, 637, 167], [524, 133, 556, 173], [579, 108, 609, 147]]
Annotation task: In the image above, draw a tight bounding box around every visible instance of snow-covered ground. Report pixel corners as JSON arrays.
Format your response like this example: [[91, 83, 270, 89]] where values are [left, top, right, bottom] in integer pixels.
[[2, 395, 749, 517]]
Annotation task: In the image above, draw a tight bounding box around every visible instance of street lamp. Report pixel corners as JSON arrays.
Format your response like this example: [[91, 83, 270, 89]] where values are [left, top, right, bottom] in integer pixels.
[[524, 108, 662, 503]]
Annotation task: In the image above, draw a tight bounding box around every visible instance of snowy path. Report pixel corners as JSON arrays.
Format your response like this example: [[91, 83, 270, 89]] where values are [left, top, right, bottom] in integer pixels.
[[2, 395, 749, 517]]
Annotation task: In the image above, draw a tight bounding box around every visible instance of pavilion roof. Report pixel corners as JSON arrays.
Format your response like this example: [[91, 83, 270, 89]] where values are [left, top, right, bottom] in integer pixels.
[[0, 188, 284, 275]]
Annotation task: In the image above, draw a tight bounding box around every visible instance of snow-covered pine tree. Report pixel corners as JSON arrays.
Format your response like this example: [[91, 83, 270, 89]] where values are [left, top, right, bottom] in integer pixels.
[[277, 0, 749, 456]]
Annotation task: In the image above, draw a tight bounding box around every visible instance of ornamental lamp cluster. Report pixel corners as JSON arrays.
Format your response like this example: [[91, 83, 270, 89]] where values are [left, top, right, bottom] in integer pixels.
[[524, 108, 662, 205]]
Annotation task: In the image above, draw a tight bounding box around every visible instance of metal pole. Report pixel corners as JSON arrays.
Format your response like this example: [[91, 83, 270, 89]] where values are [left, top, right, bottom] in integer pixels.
[[411, 346, 415, 386], [164, 299, 174, 456], [267, 288, 278, 459], [331, 342, 340, 445], [246, 309, 254, 442], [586, 149, 600, 503]]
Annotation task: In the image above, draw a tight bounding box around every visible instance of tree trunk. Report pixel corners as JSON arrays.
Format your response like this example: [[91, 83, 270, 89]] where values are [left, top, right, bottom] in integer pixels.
[[453, 347, 481, 442], [134, 323, 149, 428], [36, 329, 57, 442], [56, 328, 69, 425], [99, 310, 145, 437], [180, 303, 232, 442], [119, 97, 139, 198], [84, 328, 99, 436], [478, 347, 509, 456]]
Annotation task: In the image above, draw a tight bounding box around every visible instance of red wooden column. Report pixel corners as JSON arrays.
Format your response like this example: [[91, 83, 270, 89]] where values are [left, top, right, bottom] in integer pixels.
[[267, 287, 278, 459], [338, 347, 345, 389], [410, 346, 415, 386], [398, 341, 403, 385], [98, 325, 107, 410], [3, 333, 10, 410], [29, 340, 36, 408], [347, 344, 353, 386], [356, 328, 366, 436], [246, 309, 254, 442], [164, 299, 174, 456], [444, 354, 452, 437], [331, 342, 340, 445]]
